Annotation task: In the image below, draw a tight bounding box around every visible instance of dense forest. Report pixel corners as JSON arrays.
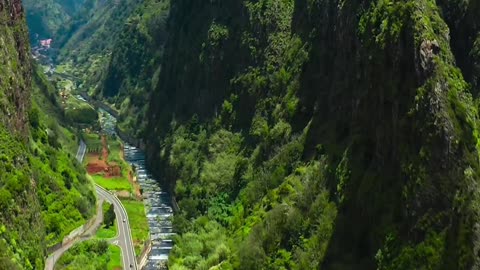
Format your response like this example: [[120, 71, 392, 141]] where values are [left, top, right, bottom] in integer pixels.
[[0, 1, 95, 269], [27, 0, 171, 137], [23, 0, 85, 40], [58, 0, 480, 268], [144, 0, 480, 269], [4, 0, 480, 269]]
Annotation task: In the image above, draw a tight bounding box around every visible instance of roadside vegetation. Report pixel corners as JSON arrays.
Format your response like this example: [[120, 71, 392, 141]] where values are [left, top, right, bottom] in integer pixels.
[[31, 69, 97, 248], [92, 175, 132, 193], [83, 131, 149, 256], [96, 202, 118, 239], [54, 240, 122, 270], [55, 200, 121, 269], [120, 199, 149, 256]]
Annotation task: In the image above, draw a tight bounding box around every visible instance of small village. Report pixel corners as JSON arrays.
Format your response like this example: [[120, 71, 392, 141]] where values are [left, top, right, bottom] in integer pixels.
[[32, 36, 55, 74]]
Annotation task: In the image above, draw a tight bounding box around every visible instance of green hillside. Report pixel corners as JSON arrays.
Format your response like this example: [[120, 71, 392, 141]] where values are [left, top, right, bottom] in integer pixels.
[[143, 0, 480, 269], [51, 0, 170, 137], [23, 0, 85, 40], [0, 2, 95, 268]]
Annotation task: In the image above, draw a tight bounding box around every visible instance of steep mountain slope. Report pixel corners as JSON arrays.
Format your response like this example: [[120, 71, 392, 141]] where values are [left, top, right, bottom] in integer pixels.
[[100, 0, 170, 137], [23, 0, 85, 40], [0, 0, 31, 136], [0, 1, 95, 269], [143, 0, 480, 269], [436, 0, 480, 95], [49, 0, 170, 137], [0, 3, 44, 268], [53, 0, 143, 87]]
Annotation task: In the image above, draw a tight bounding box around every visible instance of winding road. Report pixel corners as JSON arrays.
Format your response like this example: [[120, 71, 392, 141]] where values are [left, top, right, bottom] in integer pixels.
[[96, 185, 138, 270], [45, 141, 137, 270], [46, 188, 137, 270], [75, 140, 86, 162], [43, 200, 103, 270]]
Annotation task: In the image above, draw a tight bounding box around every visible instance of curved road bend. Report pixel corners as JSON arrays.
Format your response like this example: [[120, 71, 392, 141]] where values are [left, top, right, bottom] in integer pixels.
[[44, 186, 137, 270], [77, 140, 137, 268], [44, 197, 104, 270], [96, 185, 138, 270]]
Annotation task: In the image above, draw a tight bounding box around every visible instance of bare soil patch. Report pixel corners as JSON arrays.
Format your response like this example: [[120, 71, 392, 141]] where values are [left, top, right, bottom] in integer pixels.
[[116, 190, 131, 198], [86, 135, 121, 177]]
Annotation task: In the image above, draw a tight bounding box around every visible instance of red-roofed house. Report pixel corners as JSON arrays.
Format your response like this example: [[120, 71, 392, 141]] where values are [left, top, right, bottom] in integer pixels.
[[40, 39, 52, 48]]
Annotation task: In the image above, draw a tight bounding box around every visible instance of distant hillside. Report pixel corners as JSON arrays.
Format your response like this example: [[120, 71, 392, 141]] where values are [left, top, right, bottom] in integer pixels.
[[55, 0, 142, 64], [99, 0, 170, 138], [23, 0, 85, 40], [50, 0, 170, 138]]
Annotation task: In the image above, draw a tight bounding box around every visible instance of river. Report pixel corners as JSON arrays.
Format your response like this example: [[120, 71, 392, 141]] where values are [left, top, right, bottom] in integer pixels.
[[38, 48, 175, 268], [99, 109, 174, 269]]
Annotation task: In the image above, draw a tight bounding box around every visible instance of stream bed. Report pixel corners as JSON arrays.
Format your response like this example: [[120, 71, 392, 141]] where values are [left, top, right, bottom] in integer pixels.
[[100, 109, 174, 269], [124, 144, 174, 269]]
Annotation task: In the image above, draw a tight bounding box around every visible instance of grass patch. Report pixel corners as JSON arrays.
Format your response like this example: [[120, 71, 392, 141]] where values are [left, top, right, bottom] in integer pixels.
[[58, 79, 75, 92], [55, 240, 122, 270], [107, 138, 123, 164], [96, 202, 118, 239], [107, 245, 122, 270], [83, 132, 103, 151], [92, 174, 132, 192], [96, 224, 117, 239], [65, 96, 98, 125], [121, 199, 149, 256]]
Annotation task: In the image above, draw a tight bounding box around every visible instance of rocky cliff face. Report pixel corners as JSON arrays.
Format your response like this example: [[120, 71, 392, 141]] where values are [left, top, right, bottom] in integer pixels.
[[437, 0, 480, 95], [99, 0, 170, 137], [0, 2, 96, 269], [0, 0, 31, 136], [144, 0, 480, 269], [0, 1, 44, 269], [296, 1, 480, 269]]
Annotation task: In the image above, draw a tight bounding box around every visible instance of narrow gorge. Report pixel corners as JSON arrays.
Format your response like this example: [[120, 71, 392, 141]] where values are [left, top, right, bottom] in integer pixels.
[[1, 0, 480, 269]]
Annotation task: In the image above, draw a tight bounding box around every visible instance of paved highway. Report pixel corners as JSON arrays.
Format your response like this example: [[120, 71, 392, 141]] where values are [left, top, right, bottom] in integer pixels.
[[75, 140, 87, 162], [44, 195, 104, 270], [44, 187, 137, 270], [96, 185, 138, 269], [46, 141, 137, 270]]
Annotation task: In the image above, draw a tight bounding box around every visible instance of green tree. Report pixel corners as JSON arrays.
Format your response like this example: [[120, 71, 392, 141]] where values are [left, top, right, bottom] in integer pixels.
[[28, 108, 40, 129], [103, 203, 115, 228]]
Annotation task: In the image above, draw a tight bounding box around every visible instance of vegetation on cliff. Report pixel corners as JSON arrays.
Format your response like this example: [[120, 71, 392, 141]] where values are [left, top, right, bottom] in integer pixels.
[[0, 2, 95, 268], [142, 0, 480, 269], [50, 0, 170, 137], [17, 0, 480, 269], [100, 0, 170, 137], [23, 0, 84, 40]]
